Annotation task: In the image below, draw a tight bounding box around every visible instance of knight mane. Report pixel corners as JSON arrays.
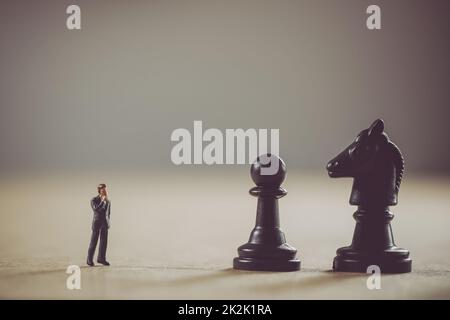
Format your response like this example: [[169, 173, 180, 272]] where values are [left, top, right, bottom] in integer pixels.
[[387, 141, 404, 191]]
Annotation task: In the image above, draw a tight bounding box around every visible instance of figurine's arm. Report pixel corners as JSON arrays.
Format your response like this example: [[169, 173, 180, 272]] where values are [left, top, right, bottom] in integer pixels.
[[106, 201, 111, 228], [91, 198, 107, 212]]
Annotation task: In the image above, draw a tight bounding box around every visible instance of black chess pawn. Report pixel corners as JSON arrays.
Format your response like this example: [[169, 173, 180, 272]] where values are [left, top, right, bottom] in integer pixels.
[[326, 119, 412, 273], [233, 154, 301, 272]]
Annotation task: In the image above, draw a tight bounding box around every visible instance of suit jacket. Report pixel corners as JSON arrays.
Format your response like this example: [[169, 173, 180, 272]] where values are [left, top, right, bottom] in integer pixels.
[[91, 195, 111, 229]]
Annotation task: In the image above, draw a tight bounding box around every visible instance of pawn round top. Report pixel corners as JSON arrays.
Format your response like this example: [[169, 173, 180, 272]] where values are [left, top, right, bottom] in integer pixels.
[[250, 154, 286, 187]]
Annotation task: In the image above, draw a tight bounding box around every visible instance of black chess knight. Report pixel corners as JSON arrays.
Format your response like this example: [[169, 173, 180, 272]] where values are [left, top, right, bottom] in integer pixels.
[[326, 119, 411, 273], [233, 154, 301, 272]]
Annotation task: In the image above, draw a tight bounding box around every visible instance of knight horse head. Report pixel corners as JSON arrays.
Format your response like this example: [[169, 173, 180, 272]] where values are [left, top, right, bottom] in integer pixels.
[[326, 119, 404, 206]]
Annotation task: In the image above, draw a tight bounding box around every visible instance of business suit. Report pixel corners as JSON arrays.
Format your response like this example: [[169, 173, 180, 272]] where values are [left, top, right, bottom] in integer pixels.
[[87, 195, 111, 264]]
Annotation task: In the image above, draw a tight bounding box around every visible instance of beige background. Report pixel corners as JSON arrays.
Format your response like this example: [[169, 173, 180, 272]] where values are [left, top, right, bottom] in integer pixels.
[[1, 0, 450, 174]]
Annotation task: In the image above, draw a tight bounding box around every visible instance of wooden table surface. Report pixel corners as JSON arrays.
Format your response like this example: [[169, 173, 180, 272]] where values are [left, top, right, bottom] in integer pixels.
[[1, 170, 449, 299]]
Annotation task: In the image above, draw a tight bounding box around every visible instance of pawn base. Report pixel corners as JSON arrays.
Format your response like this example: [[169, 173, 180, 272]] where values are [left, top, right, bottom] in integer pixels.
[[233, 257, 300, 272], [233, 242, 301, 272]]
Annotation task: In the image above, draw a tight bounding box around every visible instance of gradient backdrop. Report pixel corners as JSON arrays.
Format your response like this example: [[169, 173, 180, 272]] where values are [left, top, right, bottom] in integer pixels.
[[1, 0, 450, 175]]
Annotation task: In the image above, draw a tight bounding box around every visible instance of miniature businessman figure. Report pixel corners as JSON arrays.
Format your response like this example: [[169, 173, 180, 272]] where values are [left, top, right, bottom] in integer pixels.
[[87, 183, 111, 266]]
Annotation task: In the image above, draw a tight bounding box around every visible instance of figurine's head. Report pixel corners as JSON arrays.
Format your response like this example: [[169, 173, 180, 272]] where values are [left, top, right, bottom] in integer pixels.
[[97, 183, 107, 196], [326, 119, 404, 205], [251, 154, 286, 187]]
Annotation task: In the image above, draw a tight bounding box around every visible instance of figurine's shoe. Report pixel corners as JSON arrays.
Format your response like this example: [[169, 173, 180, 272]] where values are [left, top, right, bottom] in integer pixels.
[[86, 260, 95, 267], [97, 260, 110, 266]]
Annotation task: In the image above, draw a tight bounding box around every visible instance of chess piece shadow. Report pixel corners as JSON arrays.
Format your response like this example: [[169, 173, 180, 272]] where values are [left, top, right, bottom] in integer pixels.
[[167, 268, 250, 286], [233, 154, 301, 272], [251, 270, 364, 293], [326, 119, 412, 273]]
